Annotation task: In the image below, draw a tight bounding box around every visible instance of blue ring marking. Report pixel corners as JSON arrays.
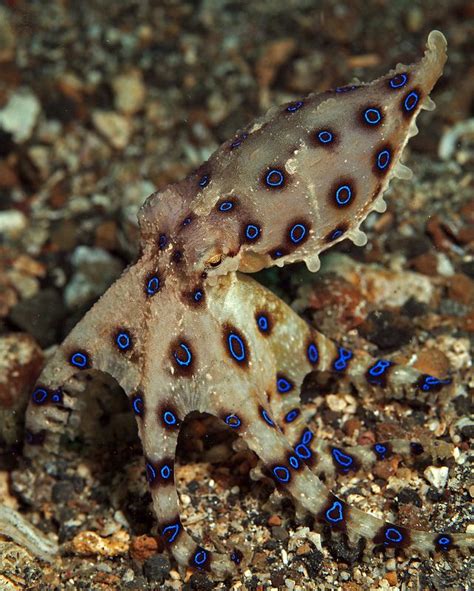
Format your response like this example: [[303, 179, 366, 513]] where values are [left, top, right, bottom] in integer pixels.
[[198, 174, 210, 188], [335, 185, 352, 206], [174, 343, 192, 367], [245, 224, 260, 241], [132, 396, 144, 416], [277, 376, 293, 393], [295, 443, 312, 460], [160, 464, 172, 480], [32, 388, 48, 404], [116, 331, 131, 351], [404, 90, 419, 112], [363, 107, 382, 125], [301, 429, 313, 445], [307, 342, 319, 364], [368, 359, 392, 377], [225, 414, 241, 429], [230, 132, 248, 149], [336, 85, 358, 93], [193, 289, 203, 302], [420, 375, 452, 392], [384, 526, 404, 545], [146, 275, 160, 296], [182, 217, 192, 226], [389, 73, 407, 89], [227, 333, 246, 362], [333, 347, 353, 371], [261, 409, 274, 427], [158, 234, 167, 249], [265, 169, 284, 188], [51, 390, 62, 404], [289, 223, 307, 244], [325, 500, 344, 524], [373, 443, 388, 459], [163, 410, 177, 426], [257, 314, 269, 332], [284, 409, 300, 423], [218, 200, 234, 212], [330, 229, 343, 240], [230, 550, 242, 564], [317, 130, 333, 144], [273, 466, 291, 483], [331, 448, 354, 471], [287, 100, 303, 112], [289, 455, 300, 469], [70, 352, 88, 369], [193, 548, 208, 567], [162, 523, 180, 544], [376, 149, 391, 170], [435, 534, 452, 550], [146, 463, 157, 483]]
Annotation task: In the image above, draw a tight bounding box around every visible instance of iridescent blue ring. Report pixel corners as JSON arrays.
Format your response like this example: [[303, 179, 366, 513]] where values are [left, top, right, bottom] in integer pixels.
[[219, 201, 234, 212], [199, 174, 210, 188], [174, 343, 192, 367], [193, 290, 203, 302], [284, 409, 300, 423], [261, 409, 274, 427], [384, 526, 404, 544], [287, 100, 303, 112], [162, 523, 180, 544], [295, 443, 311, 460], [227, 333, 246, 362], [132, 396, 144, 416], [289, 455, 300, 469], [146, 463, 157, 483], [163, 410, 178, 426], [376, 149, 391, 170], [330, 229, 343, 240], [435, 534, 452, 550], [32, 388, 48, 404], [301, 429, 313, 445], [245, 224, 260, 241], [116, 331, 131, 351], [307, 342, 319, 364], [389, 73, 407, 89], [325, 500, 344, 524], [404, 91, 419, 112], [160, 464, 172, 480], [318, 130, 333, 144], [193, 548, 208, 567], [289, 223, 307, 244], [363, 107, 382, 125], [273, 466, 291, 483], [265, 169, 284, 187], [146, 276, 160, 296], [335, 185, 352, 206], [257, 314, 269, 332], [225, 414, 241, 428], [70, 352, 88, 369], [331, 448, 354, 469], [277, 377, 293, 393]]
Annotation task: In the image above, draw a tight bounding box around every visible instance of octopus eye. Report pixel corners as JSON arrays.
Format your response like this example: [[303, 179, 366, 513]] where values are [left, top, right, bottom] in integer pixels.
[[206, 254, 223, 268]]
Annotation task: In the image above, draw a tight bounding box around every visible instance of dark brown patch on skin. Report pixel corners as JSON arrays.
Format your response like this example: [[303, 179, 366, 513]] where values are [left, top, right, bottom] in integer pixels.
[[170, 338, 195, 377], [317, 493, 350, 533], [372, 143, 393, 178], [261, 166, 288, 190], [268, 247, 288, 260], [401, 87, 423, 119], [373, 523, 411, 549], [25, 429, 46, 446], [172, 249, 183, 264], [324, 222, 349, 243], [328, 178, 356, 210], [179, 213, 195, 229], [223, 324, 250, 368], [184, 286, 205, 307], [410, 442, 424, 456], [360, 104, 384, 128], [285, 219, 312, 250], [309, 127, 338, 149], [255, 310, 273, 336], [145, 457, 175, 489], [158, 403, 181, 430]]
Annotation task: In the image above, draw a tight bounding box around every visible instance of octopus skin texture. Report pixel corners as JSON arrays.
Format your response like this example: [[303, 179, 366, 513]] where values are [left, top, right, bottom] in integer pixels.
[[14, 30, 473, 578]]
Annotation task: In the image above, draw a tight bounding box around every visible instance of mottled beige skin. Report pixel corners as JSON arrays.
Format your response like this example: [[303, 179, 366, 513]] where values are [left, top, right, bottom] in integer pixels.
[[18, 32, 473, 577]]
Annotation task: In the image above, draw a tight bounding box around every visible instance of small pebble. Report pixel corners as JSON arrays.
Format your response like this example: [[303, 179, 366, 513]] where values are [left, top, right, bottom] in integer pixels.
[[424, 465, 449, 490]]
